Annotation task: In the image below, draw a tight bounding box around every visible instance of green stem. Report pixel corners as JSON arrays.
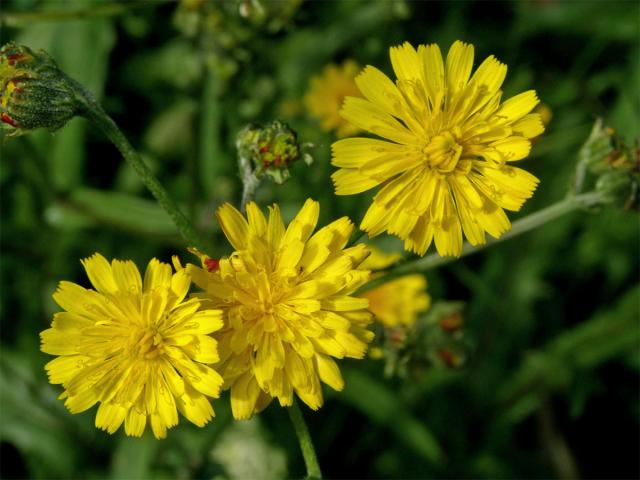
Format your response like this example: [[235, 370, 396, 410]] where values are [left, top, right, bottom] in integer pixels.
[[361, 190, 604, 291], [73, 82, 211, 253], [239, 153, 260, 213], [199, 71, 222, 198], [287, 400, 322, 479]]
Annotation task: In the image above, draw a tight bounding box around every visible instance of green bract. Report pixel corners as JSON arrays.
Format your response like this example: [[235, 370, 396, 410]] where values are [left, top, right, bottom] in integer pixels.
[[0, 42, 82, 138]]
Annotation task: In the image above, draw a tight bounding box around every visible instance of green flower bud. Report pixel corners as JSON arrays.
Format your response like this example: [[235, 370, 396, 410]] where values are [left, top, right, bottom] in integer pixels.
[[1, 42, 81, 138], [578, 118, 616, 176], [237, 120, 310, 184], [376, 301, 470, 379], [596, 169, 639, 210], [238, 0, 302, 33], [574, 118, 640, 210]]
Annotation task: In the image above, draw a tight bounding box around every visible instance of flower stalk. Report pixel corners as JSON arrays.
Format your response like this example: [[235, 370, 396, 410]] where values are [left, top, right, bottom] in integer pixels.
[[1, 42, 211, 253], [360, 190, 605, 292], [238, 150, 260, 212], [74, 86, 211, 253], [288, 400, 322, 480]]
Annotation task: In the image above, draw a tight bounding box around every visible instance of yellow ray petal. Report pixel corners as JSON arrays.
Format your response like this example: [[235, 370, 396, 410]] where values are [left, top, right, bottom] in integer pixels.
[[216, 203, 250, 251], [446, 40, 475, 98], [81, 253, 117, 295]]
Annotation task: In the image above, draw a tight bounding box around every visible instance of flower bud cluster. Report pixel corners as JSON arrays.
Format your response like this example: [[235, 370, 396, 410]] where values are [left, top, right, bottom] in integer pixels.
[[375, 301, 469, 379], [237, 120, 311, 184], [577, 119, 639, 210]]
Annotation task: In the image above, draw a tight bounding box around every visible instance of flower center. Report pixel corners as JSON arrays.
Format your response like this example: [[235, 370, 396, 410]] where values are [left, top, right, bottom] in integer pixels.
[[422, 131, 463, 174], [129, 327, 165, 360], [258, 276, 286, 315]]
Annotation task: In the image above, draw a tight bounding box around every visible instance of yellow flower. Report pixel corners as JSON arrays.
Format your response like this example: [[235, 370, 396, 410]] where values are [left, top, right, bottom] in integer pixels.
[[359, 247, 430, 328], [304, 60, 362, 138], [359, 246, 402, 270], [40, 254, 224, 439], [188, 199, 373, 419], [332, 41, 544, 257]]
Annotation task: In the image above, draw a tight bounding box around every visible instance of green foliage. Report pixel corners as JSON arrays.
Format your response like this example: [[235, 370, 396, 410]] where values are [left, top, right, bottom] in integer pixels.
[[1, 0, 638, 478]]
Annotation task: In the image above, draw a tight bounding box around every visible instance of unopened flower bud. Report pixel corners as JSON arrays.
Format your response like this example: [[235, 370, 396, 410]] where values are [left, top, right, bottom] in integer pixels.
[[596, 170, 639, 210], [576, 118, 639, 209], [1, 42, 81, 138], [237, 120, 312, 184], [437, 349, 463, 368], [439, 311, 463, 332], [578, 119, 638, 177], [237, 0, 301, 33]]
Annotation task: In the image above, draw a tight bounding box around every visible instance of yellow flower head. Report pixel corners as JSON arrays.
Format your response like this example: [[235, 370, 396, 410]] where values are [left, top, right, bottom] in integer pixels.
[[304, 60, 362, 138], [332, 41, 544, 257], [40, 254, 224, 439], [359, 247, 430, 328], [188, 199, 373, 419]]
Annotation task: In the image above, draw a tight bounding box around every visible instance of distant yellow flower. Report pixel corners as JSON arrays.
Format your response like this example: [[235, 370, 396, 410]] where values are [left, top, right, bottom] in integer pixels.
[[40, 254, 224, 439], [359, 246, 402, 270], [304, 60, 362, 137], [188, 199, 373, 419], [332, 41, 544, 257], [536, 103, 553, 128], [359, 247, 430, 328]]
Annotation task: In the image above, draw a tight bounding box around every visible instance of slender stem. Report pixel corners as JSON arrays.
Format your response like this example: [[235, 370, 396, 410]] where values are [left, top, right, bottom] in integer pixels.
[[199, 71, 222, 198], [287, 400, 322, 479], [360, 190, 604, 291], [72, 82, 212, 253], [239, 153, 260, 213]]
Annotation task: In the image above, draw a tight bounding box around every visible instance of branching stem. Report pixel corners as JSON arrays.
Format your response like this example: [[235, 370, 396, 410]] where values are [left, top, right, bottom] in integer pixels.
[[360, 190, 604, 291]]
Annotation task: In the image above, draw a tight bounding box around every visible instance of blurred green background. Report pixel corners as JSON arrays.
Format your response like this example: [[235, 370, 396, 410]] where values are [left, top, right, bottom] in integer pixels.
[[1, 0, 638, 478]]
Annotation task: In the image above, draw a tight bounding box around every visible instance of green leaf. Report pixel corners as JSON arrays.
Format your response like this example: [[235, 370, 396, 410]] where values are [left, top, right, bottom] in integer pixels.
[[340, 368, 444, 464], [498, 285, 640, 423], [66, 187, 180, 237], [16, 10, 116, 191], [0, 350, 78, 478]]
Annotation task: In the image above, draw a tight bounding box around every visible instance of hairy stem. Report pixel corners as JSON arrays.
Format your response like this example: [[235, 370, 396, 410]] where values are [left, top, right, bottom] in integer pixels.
[[239, 153, 260, 213], [73, 82, 211, 253], [288, 400, 322, 479], [199, 71, 222, 198], [361, 190, 604, 291]]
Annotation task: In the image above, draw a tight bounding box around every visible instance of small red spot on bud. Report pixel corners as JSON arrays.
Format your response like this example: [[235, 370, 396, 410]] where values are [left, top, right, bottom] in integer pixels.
[[259, 145, 270, 154], [274, 154, 282, 167], [263, 159, 271, 167], [6, 53, 26, 66], [388, 327, 406, 345], [204, 257, 220, 272], [1, 113, 18, 127], [439, 312, 463, 332], [438, 349, 459, 367]]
